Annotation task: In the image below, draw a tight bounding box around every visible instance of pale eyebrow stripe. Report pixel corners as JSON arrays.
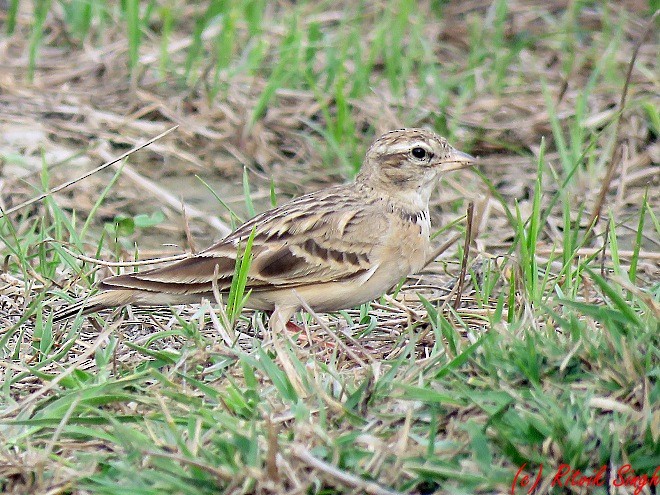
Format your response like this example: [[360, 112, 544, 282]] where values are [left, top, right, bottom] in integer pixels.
[[378, 140, 430, 155]]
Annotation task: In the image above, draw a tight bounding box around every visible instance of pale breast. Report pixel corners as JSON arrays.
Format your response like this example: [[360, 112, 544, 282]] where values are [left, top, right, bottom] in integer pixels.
[[381, 208, 431, 276]]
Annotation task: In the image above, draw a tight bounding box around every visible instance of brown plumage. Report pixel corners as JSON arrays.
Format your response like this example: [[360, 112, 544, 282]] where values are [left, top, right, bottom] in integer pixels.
[[54, 128, 474, 329]]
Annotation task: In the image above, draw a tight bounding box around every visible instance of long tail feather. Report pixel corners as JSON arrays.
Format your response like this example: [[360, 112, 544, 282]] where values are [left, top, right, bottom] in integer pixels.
[[52, 297, 109, 322], [52, 289, 138, 322], [52, 287, 208, 323]]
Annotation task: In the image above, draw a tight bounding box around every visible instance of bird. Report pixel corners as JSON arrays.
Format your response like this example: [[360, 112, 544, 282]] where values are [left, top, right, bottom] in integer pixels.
[[53, 128, 474, 330]]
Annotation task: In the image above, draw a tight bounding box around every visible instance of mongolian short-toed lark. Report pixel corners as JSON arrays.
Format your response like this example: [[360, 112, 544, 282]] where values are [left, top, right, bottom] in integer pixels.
[[54, 128, 474, 329]]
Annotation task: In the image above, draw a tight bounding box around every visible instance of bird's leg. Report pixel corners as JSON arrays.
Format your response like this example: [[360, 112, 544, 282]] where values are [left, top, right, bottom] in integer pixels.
[[268, 305, 296, 334], [267, 304, 307, 397]]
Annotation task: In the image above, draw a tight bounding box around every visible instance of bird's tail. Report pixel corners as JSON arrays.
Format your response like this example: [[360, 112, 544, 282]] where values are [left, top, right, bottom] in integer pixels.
[[51, 289, 142, 323], [52, 296, 106, 322], [52, 286, 207, 323], [52, 258, 228, 323]]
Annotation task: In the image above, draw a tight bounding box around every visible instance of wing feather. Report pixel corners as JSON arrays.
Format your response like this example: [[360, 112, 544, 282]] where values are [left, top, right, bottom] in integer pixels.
[[99, 185, 387, 294]]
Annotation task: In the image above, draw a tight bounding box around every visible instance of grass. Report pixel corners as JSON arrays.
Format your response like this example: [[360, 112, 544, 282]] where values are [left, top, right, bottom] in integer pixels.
[[0, 1, 658, 494]]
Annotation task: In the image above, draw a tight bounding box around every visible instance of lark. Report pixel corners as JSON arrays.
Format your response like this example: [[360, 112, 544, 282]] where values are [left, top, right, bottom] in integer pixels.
[[54, 129, 474, 329]]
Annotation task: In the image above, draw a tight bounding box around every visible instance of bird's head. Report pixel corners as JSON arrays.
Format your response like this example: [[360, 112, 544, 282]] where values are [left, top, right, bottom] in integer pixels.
[[356, 128, 474, 208]]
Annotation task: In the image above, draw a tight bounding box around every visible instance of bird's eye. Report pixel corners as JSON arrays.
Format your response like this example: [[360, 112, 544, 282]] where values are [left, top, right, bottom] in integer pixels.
[[411, 147, 427, 160]]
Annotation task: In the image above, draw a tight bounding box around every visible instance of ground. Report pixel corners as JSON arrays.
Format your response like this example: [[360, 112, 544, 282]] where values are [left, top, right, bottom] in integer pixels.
[[0, 1, 658, 494]]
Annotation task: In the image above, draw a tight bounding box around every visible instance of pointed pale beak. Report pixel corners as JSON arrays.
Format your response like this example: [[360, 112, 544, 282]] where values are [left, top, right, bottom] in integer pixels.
[[439, 148, 475, 172]]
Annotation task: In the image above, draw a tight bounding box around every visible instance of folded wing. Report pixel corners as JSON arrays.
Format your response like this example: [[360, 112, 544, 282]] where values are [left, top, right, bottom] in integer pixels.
[[100, 186, 385, 295]]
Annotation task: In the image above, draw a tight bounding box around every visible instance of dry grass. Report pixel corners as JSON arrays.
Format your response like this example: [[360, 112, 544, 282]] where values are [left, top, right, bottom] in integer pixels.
[[0, 1, 658, 494]]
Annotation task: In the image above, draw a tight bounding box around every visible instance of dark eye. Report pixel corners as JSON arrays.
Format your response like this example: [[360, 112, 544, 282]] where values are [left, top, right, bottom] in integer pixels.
[[412, 147, 427, 160]]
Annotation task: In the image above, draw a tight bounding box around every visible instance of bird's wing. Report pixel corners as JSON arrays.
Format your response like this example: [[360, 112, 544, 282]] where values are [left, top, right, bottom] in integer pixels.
[[100, 186, 388, 294]]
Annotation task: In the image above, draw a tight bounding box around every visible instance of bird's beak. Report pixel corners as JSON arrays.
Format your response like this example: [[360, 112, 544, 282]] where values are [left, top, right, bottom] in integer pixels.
[[439, 148, 475, 172]]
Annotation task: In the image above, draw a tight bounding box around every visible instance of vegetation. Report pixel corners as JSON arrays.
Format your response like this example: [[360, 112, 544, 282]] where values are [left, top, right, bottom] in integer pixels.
[[0, 1, 658, 494]]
